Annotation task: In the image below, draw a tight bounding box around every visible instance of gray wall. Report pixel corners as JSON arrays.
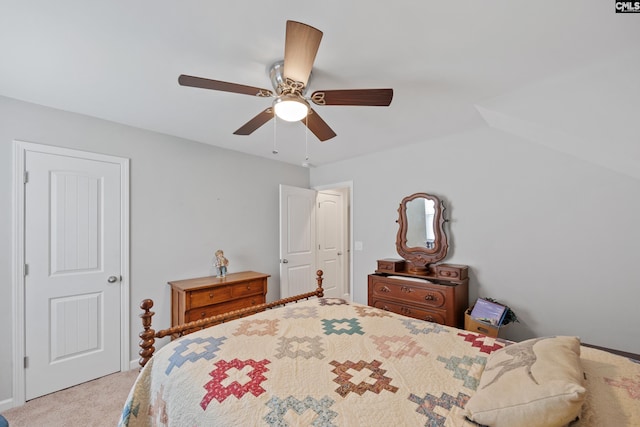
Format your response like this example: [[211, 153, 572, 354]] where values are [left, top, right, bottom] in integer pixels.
[[0, 96, 309, 403], [311, 126, 640, 354], [2, 93, 639, 405]]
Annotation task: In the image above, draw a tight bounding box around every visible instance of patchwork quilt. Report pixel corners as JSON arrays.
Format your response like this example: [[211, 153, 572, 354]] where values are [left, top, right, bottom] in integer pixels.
[[119, 298, 640, 426]]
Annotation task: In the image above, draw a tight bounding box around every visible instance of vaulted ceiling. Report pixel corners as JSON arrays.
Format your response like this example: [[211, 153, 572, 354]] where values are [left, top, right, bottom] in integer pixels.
[[1, 1, 638, 170]]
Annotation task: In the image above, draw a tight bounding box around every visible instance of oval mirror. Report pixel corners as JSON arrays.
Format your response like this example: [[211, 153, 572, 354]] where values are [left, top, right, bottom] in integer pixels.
[[396, 193, 448, 272]]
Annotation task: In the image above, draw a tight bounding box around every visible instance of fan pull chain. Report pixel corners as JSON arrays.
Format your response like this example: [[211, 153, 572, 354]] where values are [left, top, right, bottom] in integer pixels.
[[272, 113, 278, 155], [304, 115, 309, 164]]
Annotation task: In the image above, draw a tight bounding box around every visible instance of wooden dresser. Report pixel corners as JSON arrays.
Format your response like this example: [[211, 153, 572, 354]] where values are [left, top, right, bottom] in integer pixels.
[[168, 271, 269, 327], [368, 261, 469, 328]]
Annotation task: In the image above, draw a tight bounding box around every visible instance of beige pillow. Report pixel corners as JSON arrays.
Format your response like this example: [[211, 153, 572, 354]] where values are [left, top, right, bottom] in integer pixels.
[[464, 336, 586, 427]]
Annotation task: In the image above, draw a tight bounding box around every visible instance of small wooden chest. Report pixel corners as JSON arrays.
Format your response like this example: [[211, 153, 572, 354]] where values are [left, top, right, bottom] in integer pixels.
[[376, 258, 406, 273], [435, 264, 469, 280]]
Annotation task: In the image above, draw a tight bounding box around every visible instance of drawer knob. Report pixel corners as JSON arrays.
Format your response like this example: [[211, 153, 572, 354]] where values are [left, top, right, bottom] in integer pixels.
[[209, 293, 214, 299], [401, 307, 411, 315], [424, 316, 435, 322], [380, 286, 391, 293], [400, 286, 413, 293], [200, 312, 206, 317], [247, 286, 251, 290], [382, 305, 390, 311], [425, 294, 435, 301]]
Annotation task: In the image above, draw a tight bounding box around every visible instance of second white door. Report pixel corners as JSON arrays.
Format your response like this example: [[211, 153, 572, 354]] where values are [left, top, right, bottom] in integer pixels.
[[317, 190, 346, 299]]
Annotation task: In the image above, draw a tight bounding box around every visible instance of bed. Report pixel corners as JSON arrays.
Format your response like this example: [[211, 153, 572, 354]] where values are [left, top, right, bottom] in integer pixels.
[[120, 271, 640, 427]]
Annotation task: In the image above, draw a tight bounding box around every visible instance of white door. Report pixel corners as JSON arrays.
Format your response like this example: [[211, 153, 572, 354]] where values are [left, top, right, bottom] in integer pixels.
[[317, 190, 346, 299], [24, 149, 124, 399], [279, 185, 316, 298]]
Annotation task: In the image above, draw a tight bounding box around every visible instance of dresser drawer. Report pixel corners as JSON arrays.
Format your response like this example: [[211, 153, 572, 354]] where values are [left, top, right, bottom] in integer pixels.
[[185, 295, 266, 322], [369, 278, 446, 309], [230, 279, 265, 299], [368, 272, 468, 328], [188, 286, 232, 309], [372, 300, 446, 324]]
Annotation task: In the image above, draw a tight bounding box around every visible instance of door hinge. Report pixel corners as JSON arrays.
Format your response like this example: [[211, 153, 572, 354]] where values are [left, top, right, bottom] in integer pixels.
[[24, 171, 29, 184], [24, 263, 29, 276], [24, 356, 29, 369]]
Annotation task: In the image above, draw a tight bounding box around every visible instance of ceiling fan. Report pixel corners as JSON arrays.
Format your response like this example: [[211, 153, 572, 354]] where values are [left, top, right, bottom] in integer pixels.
[[178, 20, 393, 142]]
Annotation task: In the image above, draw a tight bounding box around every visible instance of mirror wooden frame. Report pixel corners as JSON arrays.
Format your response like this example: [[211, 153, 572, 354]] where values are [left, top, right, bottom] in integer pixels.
[[396, 192, 448, 273]]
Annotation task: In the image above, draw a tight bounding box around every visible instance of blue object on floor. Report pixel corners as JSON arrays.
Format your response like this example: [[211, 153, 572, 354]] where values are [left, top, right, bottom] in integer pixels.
[[0, 414, 8, 427]]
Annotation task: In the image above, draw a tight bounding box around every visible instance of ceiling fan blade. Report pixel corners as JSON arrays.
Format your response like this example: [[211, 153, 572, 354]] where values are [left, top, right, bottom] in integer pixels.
[[303, 109, 336, 142], [283, 21, 323, 87], [310, 89, 393, 106], [233, 108, 274, 135], [179, 75, 274, 97]]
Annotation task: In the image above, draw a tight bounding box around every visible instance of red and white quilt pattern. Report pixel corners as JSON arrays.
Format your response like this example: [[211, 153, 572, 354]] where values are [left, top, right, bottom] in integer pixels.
[[120, 299, 640, 427]]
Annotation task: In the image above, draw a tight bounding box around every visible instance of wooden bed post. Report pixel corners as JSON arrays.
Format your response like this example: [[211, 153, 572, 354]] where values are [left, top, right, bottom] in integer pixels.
[[316, 269, 324, 297], [138, 299, 156, 370]]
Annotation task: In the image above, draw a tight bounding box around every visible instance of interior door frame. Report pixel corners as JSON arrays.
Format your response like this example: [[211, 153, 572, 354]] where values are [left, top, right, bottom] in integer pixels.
[[313, 181, 353, 300], [11, 140, 130, 407]]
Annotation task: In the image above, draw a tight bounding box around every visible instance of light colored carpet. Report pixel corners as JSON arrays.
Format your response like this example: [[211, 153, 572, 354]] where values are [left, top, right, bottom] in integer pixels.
[[1, 369, 139, 427]]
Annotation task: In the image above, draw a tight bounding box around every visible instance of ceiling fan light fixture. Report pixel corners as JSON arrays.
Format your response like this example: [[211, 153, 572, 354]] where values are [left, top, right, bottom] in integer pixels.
[[179, 22, 391, 141], [273, 95, 310, 122]]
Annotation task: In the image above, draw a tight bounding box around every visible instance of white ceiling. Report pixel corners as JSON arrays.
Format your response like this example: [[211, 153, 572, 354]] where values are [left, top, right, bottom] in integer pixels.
[[1, 1, 638, 169]]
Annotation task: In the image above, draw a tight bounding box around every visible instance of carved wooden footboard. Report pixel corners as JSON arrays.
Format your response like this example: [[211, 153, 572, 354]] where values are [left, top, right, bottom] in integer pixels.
[[138, 269, 325, 368]]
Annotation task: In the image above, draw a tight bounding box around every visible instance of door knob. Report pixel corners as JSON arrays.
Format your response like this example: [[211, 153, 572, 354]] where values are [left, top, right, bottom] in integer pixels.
[[281, 259, 289, 264], [107, 276, 119, 283]]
